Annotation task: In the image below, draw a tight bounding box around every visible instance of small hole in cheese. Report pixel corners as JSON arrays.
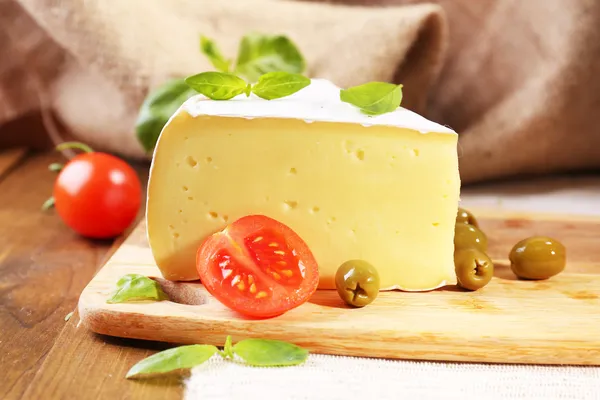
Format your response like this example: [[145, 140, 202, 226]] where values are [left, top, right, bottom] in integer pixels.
[[432, 222, 440, 227], [188, 196, 194, 201], [223, 215, 229, 222], [343, 140, 354, 154], [182, 186, 189, 192], [209, 211, 218, 219], [284, 201, 298, 210], [206, 157, 213, 163], [173, 232, 180, 239], [289, 167, 297, 175], [186, 156, 198, 167], [311, 206, 320, 213], [168, 224, 174, 230], [355, 149, 365, 161], [412, 149, 420, 157]]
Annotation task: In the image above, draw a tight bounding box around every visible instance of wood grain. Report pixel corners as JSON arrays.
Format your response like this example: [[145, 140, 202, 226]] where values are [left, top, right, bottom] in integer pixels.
[[0, 147, 27, 180], [0, 151, 178, 400], [79, 212, 600, 366], [21, 299, 181, 400], [0, 152, 114, 399]]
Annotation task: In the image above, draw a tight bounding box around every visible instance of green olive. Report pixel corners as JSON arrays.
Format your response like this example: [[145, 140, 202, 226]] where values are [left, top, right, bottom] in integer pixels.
[[454, 223, 488, 252], [509, 236, 566, 280], [456, 207, 479, 227], [454, 248, 494, 291], [335, 260, 380, 307]]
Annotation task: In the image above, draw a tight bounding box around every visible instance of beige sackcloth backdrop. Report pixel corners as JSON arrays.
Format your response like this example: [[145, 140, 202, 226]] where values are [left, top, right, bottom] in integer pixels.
[[1, 0, 600, 184], [3, 2, 600, 398]]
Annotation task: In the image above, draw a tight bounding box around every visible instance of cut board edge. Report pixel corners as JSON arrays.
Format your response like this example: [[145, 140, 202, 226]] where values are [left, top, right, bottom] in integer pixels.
[[78, 212, 600, 366]]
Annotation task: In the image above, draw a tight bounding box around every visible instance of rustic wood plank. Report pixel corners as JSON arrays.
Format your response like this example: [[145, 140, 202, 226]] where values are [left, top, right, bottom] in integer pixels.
[[6, 153, 176, 400], [79, 212, 600, 366], [21, 229, 182, 400], [0, 147, 27, 181], [0, 151, 154, 400], [21, 305, 182, 399], [0, 152, 115, 400]]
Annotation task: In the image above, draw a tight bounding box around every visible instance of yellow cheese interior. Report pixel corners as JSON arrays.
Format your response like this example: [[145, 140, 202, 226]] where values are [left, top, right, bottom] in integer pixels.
[[147, 112, 460, 290]]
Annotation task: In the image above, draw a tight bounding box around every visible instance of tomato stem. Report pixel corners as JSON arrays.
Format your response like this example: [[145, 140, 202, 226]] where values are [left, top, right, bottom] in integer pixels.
[[56, 141, 94, 154], [48, 163, 64, 172], [41, 196, 55, 211]]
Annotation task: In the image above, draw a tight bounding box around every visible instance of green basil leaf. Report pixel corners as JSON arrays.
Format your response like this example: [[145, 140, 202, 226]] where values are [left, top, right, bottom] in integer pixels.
[[340, 82, 403, 116], [251, 72, 310, 100], [233, 338, 309, 367], [185, 72, 250, 100], [235, 34, 305, 82], [107, 274, 168, 304], [223, 335, 234, 359], [135, 78, 197, 152], [126, 345, 218, 379], [200, 35, 231, 73]]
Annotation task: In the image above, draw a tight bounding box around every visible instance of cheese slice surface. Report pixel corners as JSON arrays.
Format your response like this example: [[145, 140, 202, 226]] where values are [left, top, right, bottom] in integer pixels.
[[146, 79, 460, 291]]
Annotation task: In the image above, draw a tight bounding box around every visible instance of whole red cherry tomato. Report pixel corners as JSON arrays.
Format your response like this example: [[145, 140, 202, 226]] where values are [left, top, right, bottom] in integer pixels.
[[196, 215, 320, 318], [53, 148, 142, 239]]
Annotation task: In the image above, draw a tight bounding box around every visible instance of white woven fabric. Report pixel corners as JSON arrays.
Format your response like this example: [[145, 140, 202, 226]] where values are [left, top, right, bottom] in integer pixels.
[[185, 354, 600, 400], [185, 176, 600, 400]]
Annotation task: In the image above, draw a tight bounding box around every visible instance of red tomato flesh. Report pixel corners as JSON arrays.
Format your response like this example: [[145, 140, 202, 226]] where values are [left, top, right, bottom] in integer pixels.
[[53, 152, 142, 239], [196, 215, 319, 318]]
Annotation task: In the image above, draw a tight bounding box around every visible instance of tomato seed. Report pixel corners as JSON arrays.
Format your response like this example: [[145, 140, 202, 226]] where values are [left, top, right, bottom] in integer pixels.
[[274, 250, 285, 255], [256, 291, 267, 299], [281, 270, 293, 277], [268, 242, 279, 247], [249, 283, 257, 293]]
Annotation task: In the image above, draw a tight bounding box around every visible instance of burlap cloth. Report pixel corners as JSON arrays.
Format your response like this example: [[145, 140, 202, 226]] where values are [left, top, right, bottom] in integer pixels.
[[1, 0, 599, 184]]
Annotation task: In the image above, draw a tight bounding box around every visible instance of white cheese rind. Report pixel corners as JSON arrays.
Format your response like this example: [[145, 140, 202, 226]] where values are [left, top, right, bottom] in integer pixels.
[[180, 79, 455, 135]]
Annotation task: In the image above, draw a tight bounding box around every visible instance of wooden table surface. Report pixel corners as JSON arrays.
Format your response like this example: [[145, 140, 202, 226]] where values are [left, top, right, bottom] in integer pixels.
[[2, 148, 598, 400], [0, 149, 182, 400]]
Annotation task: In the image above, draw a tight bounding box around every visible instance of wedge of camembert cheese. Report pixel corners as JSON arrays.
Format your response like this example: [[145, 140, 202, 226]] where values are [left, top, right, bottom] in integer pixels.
[[146, 79, 460, 291]]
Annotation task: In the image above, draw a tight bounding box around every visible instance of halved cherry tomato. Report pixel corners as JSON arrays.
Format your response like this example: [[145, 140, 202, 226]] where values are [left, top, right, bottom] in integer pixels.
[[196, 215, 319, 318], [53, 152, 142, 239]]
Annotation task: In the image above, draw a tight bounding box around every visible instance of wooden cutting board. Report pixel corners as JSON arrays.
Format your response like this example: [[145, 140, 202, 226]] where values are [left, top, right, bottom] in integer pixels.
[[78, 209, 600, 365]]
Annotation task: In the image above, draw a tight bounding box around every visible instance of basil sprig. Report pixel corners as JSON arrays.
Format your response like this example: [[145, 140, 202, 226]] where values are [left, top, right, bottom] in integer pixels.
[[106, 274, 169, 304], [232, 338, 309, 367], [200, 33, 305, 82], [340, 82, 403, 116], [234, 34, 305, 82], [136, 33, 306, 153], [252, 71, 310, 100], [185, 72, 251, 100], [126, 336, 309, 380], [135, 78, 197, 152], [185, 71, 310, 101], [126, 345, 218, 379], [200, 36, 231, 73]]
